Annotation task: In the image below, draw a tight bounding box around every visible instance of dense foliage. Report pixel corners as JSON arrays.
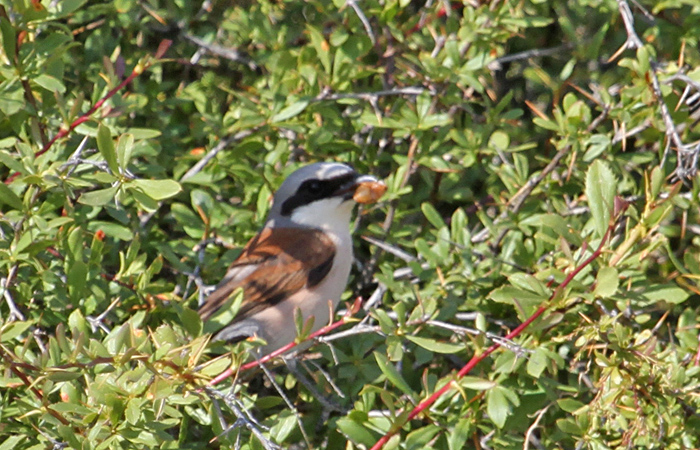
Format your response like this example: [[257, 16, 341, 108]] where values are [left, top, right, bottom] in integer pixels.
[[1, 0, 700, 449]]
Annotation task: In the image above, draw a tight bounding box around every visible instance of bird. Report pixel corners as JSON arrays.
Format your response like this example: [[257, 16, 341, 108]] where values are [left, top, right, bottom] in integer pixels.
[[198, 162, 386, 355]]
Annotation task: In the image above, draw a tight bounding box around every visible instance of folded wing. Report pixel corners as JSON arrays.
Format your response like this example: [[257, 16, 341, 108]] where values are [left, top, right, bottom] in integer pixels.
[[198, 227, 336, 323]]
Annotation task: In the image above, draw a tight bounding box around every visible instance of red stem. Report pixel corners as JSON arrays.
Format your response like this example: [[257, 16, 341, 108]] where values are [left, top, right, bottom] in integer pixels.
[[11, 40, 172, 167], [206, 297, 363, 386], [369, 226, 613, 450]]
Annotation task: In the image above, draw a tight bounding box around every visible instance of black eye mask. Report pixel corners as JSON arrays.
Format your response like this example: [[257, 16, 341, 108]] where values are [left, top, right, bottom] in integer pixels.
[[280, 172, 357, 217]]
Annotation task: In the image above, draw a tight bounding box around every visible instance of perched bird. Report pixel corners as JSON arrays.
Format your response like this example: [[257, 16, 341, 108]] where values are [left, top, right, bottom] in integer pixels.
[[199, 162, 386, 355]]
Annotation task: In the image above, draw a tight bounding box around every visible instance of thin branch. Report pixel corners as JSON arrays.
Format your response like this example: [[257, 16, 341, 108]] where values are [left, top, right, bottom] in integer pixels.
[[1, 267, 25, 321], [611, 120, 651, 145], [203, 386, 280, 450], [524, 404, 552, 450], [346, 0, 376, 45], [488, 44, 573, 69], [206, 297, 363, 386], [369, 220, 617, 450], [314, 86, 424, 102], [472, 105, 610, 246], [183, 33, 258, 71], [180, 129, 257, 183], [649, 63, 694, 176], [260, 360, 313, 448], [36, 40, 172, 158], [0, 346, 70, 426], [616, 0, 643, 50], [613, 0, 698, 178]]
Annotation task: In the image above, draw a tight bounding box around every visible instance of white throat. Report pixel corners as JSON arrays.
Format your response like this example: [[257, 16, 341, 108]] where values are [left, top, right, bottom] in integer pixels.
[[289, 197, 354, 238]]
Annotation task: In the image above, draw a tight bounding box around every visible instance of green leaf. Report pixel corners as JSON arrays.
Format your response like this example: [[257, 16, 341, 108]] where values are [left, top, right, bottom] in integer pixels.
[[585, 159, 616, 237], [0, 436, 25, 450], [489, 286, 547, 318], [130, 188, 159, 211], [180, 308, 202, 338], [0, 183, 23, 210], [533, 117, 559, 131], [642, 284, 690, 305], [0, 18, 16, 64], [405, 335, 464, 354], [594, 266, 619, 297], [97, 123, 120, 175], [637, 45, 650, 73], [558, 398, 586, 413], [421, 202, 446, 229], [459, 376, 497, 391], [34, 74, 66, 93], [0, 149, 24, 173], [405, 425, 440, 449], [415, 238, 441, 264], [486, 386, 511, 428], [115, 133, 134, 168], [125, 398, 143, 425], [0, 321, 32, 343], [127, 128, 162, 139], [67, 260, 88, 303], [46, 368, 82, 382], [649, 166, 663, 199], [447, 418, 472, 450], [306, 25, 331, 73], [87, 221, 133, 241], [556, 418, 582, 434], [130, 179, 182, 200], [270, 100, 309, 123], [0, 81, 24, 115], [374, 352, 415, 398], [526, 347, 548, 378], [78, 185, 119, 206], [68, 309, 89, 336], [337, 415, 377, 447]]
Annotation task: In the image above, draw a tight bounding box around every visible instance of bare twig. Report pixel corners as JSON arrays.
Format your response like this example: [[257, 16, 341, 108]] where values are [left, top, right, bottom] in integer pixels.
[[183, 33, 258, 71], [472, 105, 610, 246], [1, 267, 25, 321], [369, 221, 617, 450], [346, 0, 376, 45], [180, 129, 257, 183], [611, 121, 651, 145], [649, 64, 696, 177], [206, 298, 363, 385], [36, 40, 172, 158], [613, 0, 699, 179], [489, 44, 573, 69], [86, 296, 122, 333], [524, 404, 552, 450], [203, 386, 280, 450], [59, 136, 91, 177], [616, 0, 643, 50], [317, 323, 383, 343], [260, 360, 313, 448], [314, 86, 424, 102]]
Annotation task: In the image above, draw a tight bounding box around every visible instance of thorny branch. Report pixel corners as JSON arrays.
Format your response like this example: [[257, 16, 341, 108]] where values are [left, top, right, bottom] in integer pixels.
[[183, 33, 258, 71], [614, 0, 699, 179], [203, 386, 280, 450], [346, 0, 376, 46], [369, 218, 618, 450], [472, 105, 610, 247]]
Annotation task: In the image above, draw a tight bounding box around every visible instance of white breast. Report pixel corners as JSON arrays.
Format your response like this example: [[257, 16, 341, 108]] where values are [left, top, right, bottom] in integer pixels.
[[249, 197, 355, 353]]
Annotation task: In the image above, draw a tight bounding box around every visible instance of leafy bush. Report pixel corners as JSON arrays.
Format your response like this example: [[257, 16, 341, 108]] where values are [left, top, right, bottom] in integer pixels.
[[1, 1, 699, 449]]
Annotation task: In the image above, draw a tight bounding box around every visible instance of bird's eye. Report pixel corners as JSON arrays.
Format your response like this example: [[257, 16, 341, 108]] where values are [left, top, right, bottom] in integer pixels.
[[305, 180, 323, 194]]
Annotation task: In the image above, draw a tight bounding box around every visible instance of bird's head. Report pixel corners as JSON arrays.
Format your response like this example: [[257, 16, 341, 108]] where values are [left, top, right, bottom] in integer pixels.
[[267, 162, 383, 231]]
